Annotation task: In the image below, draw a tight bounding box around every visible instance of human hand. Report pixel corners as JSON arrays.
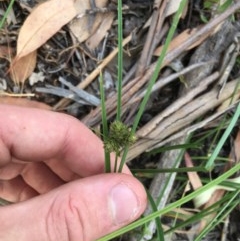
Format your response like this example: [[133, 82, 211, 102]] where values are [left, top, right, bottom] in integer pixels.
[[0, 105, 147, 241]]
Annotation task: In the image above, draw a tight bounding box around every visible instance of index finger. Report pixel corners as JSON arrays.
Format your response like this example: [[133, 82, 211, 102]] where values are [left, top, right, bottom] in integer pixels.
[[0, 105, 106, 176]]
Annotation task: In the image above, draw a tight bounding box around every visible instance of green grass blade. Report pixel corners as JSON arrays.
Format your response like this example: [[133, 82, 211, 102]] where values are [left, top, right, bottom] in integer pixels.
[[131, 166, 208, 175], [147, 143, 200, 154], [205, 102, 240, 170], [118, 146, 128, 172], [0, 0, 15, 29], [116, 0, 123, 121], [146, 189, 165, 241], [99, 72, 111, 172]]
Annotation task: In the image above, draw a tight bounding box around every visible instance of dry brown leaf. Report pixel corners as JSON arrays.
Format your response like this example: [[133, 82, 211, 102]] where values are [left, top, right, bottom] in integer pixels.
[[0, 97, 51, 110], [10, 51, 37, 84], [184, 152, 203, 190], [86, 12, 115, 49], [16, 0, 80, 59], [17, 0, 109, 59], [69, 0, 108, 43]]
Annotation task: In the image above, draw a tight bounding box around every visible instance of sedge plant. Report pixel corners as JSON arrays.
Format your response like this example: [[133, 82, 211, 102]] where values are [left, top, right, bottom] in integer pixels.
[[100, 0, 188, 174], [100, 0, 137, 173], [98, 0, 240, 240]]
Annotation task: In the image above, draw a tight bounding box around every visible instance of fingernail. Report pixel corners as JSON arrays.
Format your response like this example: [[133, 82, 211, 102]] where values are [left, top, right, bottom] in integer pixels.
[[109, 182, 140, 225]]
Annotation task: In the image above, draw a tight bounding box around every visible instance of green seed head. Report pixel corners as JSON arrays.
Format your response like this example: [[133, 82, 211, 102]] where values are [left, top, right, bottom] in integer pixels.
[[104, 121, 137, 155]]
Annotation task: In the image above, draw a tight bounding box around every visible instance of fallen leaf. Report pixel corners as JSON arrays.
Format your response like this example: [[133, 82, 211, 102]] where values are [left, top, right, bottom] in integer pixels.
[[86, 12, 115, 49], [185, 152, 203, 190], [17, 0, 109, 59], [69, 0, 108, 44], [16, 0, 79, 59], [10, 51, 37, 84], [69, 14, 100, 43]]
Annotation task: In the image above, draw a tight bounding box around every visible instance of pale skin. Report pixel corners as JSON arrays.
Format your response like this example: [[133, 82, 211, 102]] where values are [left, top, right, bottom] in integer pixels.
[[0, 105, 147, 241]]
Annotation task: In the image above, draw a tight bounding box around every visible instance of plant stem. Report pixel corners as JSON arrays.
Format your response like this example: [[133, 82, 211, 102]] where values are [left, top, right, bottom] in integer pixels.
[[116, 0, 123, 121], [99, 71, 111, 172], [205, 102, 240, 170], [0, 0, 15, 29]]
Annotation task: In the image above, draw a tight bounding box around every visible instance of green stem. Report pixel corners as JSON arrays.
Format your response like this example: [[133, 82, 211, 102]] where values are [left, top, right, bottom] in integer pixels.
[[99, 72, 111, 172], [0, 0, 15, 29], [116, 0, 123, 121], [205, 102, 240, 170]]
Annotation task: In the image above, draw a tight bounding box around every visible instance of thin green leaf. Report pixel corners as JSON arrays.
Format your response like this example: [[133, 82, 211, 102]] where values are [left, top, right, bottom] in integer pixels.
[[205, 102, 240, 170], [148, 143, 200, 155], [99, 71, 111, 173], [146, 189, 165, 241], [0, 0, 15, 29], [116, 0, 123, 121], [132, 166, 208, 174]]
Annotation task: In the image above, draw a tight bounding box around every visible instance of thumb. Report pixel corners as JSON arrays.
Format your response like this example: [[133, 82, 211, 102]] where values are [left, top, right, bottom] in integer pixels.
[[0, 173, 147, 241]]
